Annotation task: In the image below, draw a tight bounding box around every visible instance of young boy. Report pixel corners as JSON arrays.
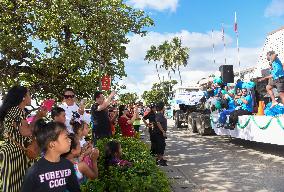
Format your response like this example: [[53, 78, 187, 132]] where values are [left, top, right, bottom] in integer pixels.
[[21, 120, 80, 192], [51, 107, 66, 124]]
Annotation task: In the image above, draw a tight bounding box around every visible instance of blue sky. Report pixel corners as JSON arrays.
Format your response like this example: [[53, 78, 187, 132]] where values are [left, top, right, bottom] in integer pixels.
[[120, 0, 284, 95]]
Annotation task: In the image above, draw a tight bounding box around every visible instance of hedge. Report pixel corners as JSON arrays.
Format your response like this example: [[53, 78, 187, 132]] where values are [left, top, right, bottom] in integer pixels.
[[80, 135, 171, 192]]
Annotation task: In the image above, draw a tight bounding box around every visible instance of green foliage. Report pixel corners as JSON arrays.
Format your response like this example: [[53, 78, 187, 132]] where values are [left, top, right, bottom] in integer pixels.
[[119, 92, 138, 105], [81, 135, 171, 192], [145, 37, 189, 85], [0, 0, 153, 102], [142, 80, 177, 105]]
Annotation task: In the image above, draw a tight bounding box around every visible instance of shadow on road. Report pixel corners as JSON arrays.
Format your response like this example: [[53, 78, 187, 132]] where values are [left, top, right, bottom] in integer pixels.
[[163, 123, 284, 192]]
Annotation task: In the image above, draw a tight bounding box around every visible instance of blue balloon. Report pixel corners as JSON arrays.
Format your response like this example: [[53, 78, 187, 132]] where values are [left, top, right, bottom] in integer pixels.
[[264, 103, 284, 116], [241, 81, 256, 89]]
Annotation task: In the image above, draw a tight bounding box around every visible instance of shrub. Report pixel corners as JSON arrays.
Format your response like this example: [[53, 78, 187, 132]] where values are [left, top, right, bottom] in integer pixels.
[[81, 135, 171, 192]]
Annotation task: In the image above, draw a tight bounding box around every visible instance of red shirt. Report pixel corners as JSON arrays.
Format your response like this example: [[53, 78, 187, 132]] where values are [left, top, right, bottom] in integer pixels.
[[118, 116, 135, 137]]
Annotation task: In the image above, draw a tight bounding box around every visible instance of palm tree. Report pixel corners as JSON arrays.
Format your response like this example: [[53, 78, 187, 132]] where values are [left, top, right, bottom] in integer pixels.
[[145, 37, 189, 86]]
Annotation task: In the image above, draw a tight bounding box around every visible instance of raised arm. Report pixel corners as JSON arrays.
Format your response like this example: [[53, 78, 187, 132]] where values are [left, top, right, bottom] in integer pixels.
[[127, 108, 139, 124], [97, 91, 116, 111], [19, 107, 47, 137]]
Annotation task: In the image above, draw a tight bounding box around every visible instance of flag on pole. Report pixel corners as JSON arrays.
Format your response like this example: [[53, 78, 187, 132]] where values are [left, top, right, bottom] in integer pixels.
[[234, 11, 238, 33]]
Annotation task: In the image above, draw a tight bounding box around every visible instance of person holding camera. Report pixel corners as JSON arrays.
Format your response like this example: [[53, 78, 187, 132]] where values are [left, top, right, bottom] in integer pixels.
[[258, 51, 284, 107], [91, 91, 116, 140], [118, 105, 139, 137], [60, 88, 91, 133]]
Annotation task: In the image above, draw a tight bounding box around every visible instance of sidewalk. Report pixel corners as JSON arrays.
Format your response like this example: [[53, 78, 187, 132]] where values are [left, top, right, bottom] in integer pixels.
[[140, 124, 200, 192]]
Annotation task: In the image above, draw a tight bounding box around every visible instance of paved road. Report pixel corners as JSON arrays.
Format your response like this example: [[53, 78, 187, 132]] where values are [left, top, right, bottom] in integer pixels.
[[143, 119, 284, 192]]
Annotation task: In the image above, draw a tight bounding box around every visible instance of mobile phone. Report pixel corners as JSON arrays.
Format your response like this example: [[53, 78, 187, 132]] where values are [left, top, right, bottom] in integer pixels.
[[41, 99, 55, 112]]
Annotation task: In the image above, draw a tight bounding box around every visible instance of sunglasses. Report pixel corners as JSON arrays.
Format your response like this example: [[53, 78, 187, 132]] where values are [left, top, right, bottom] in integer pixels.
[[64, 95, 75, 99]]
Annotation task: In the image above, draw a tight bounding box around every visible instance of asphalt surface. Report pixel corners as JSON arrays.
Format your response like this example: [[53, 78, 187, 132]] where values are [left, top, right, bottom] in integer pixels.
[[142, 119, 284, 192]]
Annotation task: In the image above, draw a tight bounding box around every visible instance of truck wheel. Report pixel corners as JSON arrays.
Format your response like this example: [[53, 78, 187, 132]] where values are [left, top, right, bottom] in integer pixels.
[[198, 114, 213, 136], [175, 110, 182, 128], [187, 113, 193, 133], [195, 114, 202, 135], [198, 114, 206, 135], [191, 112, 198, 133], [203, 114, 215, 135]]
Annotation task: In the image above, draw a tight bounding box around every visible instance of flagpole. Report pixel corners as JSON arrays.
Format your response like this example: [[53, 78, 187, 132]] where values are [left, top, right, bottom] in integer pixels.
[[222, 23, 226, 65], [235, 11, 241, 78], [211, 29, 216, 65], [237, 32, 240, 78]]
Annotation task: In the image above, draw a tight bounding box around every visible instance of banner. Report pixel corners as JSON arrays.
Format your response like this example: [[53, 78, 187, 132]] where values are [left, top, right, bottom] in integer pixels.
[[101, 75, 111, 90]]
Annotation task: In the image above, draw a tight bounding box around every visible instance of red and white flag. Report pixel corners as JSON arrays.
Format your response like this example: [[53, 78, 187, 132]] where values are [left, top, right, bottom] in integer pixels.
[[234, 12, 238, 33]]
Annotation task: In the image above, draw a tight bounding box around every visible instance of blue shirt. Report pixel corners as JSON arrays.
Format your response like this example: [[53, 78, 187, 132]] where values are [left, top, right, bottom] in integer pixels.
[[214, 87, 221, 96], [271, 58, 284, 80], [238, 95, 253, 112], [227, 96, 236, 110], [235, 81, 243, 90]]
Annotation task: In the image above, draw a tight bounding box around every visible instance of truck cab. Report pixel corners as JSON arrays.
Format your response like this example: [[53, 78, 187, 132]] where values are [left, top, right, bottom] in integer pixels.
[[170, 85, 204, 127]]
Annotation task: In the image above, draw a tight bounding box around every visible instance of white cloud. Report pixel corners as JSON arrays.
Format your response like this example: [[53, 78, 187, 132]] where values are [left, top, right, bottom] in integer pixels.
[[126, 0, 178, 12], [121, 30, 260, 96], [265, 0, 284, 17], [126, 30, 233, 63]]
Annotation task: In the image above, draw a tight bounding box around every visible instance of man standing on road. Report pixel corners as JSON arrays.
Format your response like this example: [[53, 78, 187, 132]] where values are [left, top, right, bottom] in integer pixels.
[[91, 91, 116, 140], [258, 51, 284, 107]]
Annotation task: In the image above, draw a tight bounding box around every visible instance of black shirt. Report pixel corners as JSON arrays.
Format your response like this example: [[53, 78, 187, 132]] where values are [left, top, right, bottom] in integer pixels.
[[91, 103, 111, 139], [143, 111, 156, 123], [155, 112, 167, 132], [21, 157, 80, 192]]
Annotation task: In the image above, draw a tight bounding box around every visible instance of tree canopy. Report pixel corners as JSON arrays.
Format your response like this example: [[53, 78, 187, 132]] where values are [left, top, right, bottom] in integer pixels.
[[145, 37, 189, 85], [0, 0, 153, 102], [142, 80, 177, 105], [118, 92, 139, 105]]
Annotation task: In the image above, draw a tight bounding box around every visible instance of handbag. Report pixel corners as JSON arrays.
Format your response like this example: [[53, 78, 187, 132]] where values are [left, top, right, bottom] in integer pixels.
[[5, 133, 40, 160]]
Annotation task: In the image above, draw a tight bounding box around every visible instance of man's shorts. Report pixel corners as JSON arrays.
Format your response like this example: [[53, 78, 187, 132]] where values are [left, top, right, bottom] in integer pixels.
[[271, 77, 284, 92]]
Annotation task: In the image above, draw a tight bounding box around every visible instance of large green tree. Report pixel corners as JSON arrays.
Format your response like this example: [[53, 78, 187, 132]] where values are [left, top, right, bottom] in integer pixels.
[[142, 80, 177, 105], [145, 37, 189, 86], [0, 0, 153, 102], [119, 92, 138, 105]]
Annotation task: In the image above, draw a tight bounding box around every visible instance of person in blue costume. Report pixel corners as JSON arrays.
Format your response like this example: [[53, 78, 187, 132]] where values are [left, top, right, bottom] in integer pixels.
[[218, 93, 236, 125], [258, 51, 284, 107], [228, 88, 253, 127], [235, 79, 243, 90]]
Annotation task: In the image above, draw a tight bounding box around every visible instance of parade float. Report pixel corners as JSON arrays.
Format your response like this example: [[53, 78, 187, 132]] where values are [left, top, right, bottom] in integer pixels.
[[211, 27, 284, 145]]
